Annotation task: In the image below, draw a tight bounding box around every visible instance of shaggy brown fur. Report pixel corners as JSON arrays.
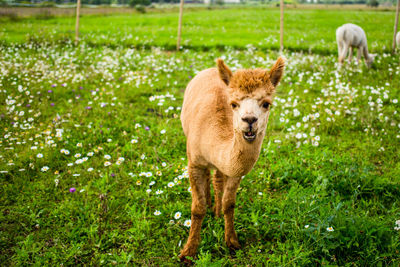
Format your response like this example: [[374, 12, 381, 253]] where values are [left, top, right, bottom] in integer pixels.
[[180, 57, 285, 262], [229, 69, 270, 93]]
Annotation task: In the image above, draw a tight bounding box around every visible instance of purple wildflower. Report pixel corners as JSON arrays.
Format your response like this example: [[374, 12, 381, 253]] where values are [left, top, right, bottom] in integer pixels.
[[69, 188, 76, 193]]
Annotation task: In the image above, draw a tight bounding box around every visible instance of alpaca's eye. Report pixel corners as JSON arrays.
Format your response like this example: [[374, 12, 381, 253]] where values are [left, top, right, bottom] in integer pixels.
[[262, 102, 270, 109], [231, 103, 238, 109]]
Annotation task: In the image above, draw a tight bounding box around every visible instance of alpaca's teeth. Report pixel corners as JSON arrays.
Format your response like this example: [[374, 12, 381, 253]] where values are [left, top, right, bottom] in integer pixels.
[[243, 131, 256, 142]]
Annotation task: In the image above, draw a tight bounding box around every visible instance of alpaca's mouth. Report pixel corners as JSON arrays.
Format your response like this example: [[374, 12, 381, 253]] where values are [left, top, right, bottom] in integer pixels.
[[243, 131, 256, 142]]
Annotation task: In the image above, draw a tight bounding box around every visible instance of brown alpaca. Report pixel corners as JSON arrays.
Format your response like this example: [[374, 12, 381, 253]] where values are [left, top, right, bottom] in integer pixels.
[[179, 57, 285, 261]]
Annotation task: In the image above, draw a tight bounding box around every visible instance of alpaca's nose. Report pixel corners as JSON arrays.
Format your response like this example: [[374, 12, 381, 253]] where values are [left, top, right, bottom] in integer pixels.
[[242, 115, 258, 125]]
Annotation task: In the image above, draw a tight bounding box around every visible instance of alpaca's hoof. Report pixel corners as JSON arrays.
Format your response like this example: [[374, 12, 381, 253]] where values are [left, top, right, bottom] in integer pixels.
[[179, 254, 194, 265], [229, 248, 238, 257], [179, 246, 196, 265], [226, 236, 241, 250]]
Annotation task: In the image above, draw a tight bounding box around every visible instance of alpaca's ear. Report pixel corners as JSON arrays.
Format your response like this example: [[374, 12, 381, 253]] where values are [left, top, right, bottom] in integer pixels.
[[216, 58, 232, 86], [268, 56, 285, 87]]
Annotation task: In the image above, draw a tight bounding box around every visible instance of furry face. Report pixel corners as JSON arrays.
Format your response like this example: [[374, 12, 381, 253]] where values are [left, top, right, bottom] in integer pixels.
[[366, 54, 376, 68], [216, 57, 285, 142], [229, 88, 273, 142]]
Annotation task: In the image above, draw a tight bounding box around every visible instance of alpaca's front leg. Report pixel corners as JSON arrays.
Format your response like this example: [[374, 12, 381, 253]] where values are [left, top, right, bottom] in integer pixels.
[[348, 46, 353, 63], [339, 43, 349, 64], [212, 170, 225, 217], [357, 48, 362, 64], [337, 40, 343, 63], [222, 177, 241, 250], [180, 165, 208, 261]]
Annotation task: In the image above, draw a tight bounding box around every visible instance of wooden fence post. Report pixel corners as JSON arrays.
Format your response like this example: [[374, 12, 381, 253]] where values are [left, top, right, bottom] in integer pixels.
[[75, 0, 81, 46], [280, 0, 284, 53], [393, 0, 400, 52], [177, 0, 184, 51]]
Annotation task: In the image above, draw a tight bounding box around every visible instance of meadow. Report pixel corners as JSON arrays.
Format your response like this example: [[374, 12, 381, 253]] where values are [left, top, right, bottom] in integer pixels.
[[1, 6, 400, 266], [0, 7, 397, 53]]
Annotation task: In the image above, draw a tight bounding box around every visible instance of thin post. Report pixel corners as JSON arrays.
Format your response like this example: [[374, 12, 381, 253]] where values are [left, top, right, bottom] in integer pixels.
[[177, 0, 184, 51], [75, 0, 81, 46], [280, 0, 284, 53], [393, 0, 400, 52]]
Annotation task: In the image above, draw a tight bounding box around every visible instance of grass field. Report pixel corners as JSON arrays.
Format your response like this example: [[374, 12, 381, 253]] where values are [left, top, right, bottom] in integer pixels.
[[0, 7, 397, 53], [1, 7, 400, 266]]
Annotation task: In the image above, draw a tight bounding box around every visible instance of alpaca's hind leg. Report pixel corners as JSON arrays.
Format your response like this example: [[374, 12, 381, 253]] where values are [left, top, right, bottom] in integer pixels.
[[212, 170, 225, 218], [222, 177, 242, 250], [205, 169, 212, 209], [180, 164, 209, 260]]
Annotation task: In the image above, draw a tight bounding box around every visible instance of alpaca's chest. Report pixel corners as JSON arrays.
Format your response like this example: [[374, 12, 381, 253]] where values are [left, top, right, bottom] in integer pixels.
[[209, 150, 260, 178]]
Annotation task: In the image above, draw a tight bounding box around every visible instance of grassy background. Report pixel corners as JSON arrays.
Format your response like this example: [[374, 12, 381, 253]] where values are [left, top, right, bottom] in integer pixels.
[[1, 6, 400, 266], [0, 7, 396, 53]]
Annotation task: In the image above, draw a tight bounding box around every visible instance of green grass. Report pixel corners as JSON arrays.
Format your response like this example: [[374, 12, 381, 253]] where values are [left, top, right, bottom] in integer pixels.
[[0, 7, 396, 53], [1, 7, 400, 266]]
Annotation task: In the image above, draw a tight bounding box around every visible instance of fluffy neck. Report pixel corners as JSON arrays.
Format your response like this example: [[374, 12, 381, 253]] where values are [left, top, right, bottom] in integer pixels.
[[215, 129, 265, 178]]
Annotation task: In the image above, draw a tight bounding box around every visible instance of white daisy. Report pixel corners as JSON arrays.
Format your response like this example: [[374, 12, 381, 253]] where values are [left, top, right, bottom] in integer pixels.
[[154, 210, 161, 216], [174, 212, 181, 220], [41, 166, 49, 172], [184, 219, 191, 227]]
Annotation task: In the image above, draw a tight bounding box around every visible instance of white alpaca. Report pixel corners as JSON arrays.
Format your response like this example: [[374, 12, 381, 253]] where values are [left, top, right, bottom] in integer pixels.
[[336, 23, 375, 67]]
